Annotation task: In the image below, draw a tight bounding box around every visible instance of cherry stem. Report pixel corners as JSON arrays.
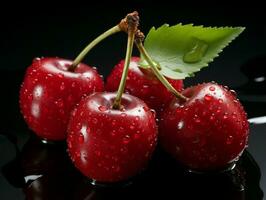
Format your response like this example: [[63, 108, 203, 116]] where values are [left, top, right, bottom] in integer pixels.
[[135, 41, 188, 101], [68, 25, 121, 71], [113, 12, 139, 109]]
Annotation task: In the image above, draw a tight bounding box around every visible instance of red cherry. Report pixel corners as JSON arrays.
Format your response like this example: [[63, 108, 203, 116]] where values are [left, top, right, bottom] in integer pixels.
[[159, 82, 249, 171], [67, 92, 157, 183], [19, 57, 104, 140], [106, 57, 183, 111]]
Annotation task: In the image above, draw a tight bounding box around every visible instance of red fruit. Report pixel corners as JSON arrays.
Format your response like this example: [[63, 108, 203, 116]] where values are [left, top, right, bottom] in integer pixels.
[[106, 57, 183, 111], [67, 92, 157, 183], [159, 82, 249, 171], [19, 57, 104, 140]]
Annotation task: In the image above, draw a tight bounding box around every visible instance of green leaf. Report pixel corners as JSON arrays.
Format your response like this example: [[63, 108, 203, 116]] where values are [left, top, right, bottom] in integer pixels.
[[139, 24, 245, 79]]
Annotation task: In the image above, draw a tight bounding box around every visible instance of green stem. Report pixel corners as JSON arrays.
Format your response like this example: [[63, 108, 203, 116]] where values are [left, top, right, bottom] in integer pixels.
[[112, 30, 135, 109], [136, 41, 188, 101], [69, 25, 121, 71]]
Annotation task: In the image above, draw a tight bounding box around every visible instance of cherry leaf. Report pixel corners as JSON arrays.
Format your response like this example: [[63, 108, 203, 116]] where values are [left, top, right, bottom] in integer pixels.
[[139, 24, 244, 79]]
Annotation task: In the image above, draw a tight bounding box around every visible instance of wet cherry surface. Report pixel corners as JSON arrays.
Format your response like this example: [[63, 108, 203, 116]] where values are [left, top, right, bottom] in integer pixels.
[[0, 54, 266, 200], [0, 130, 264, 200], [106, 57, 183, 112], [67, 92, 157, 183], [160, 83, 249, 171], [19, 57, 104, 140], [1, 59, 266, 199]]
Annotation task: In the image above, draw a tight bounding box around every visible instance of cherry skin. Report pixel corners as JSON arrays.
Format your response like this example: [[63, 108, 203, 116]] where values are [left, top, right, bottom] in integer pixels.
[[19, 57, 104, 140], [106, 57, 183, 112], [67, 92, 157, 183], [159, 82, 249, 171]]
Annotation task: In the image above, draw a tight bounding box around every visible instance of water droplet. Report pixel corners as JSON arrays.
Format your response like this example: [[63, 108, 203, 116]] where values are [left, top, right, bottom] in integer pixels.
[[210, 115, 215, 121], [218, 99, 223, 104], [183, 38, 208, 63], [177, 121, 184, 130], [58, 73, 64, 78], [195, 118, 201, 123], [143, 106, 149, 112], [98, 105, 107, 112], [230, 89, 237, 96], [121, 113, 127, 117], [119, 127, 125, 132], [75, 151, 81, 158], [68, 140, 73, 149], [56, 99, 64, 108], [33, 57, 41, 61], [223, 113, 228, 119], [135, 116, 140, 121], [209, 86, 215, 91], [130, 125, 135, 130], [143, 85, 149, 88], [204, 94, 212, 101], [233, 100, 239, 104], [60, 82, 65, 90], [224, 85, 229, 90], [92, 118, 98, 124], [216, 108, 221, 114], [47, 73, 53, 78], [226, 135, 233, 145], [111, 130, 116, 136], [122, 135, 130, 144], [78, 133, 84, 143], [111, 120, 116, 126], [232, 112, 237, 119], [71, 82, 76, 88], [150, 109, 156, 116]]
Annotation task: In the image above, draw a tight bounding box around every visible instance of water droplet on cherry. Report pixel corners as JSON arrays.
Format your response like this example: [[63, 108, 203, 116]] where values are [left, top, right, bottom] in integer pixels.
[[71, 82, 76, 88], [209, 86, 215, 91], [98, 105, 107, 112], [223, 113, 228, 119], [177, 121, 184, 130], [204, 94, 212, 101], [226, 135, 233, 145], [122, 135, 130, 144], [135, 116, 140, 121], [92, 118, 98, 124], [58, 73, 64, 78], [60, 82, 65, 90]]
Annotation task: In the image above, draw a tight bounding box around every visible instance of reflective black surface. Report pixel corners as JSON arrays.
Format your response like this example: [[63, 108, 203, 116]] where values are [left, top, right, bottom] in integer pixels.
[[1, 5, 266, 200], [0, 124, 265, 200]]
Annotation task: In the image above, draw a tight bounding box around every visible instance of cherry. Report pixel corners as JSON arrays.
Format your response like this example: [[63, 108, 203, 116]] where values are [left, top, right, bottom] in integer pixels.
[[67, 12, 157, 183], [20, 57, 104, 140], [67, 92, 157, 183], [106, 57, 183, 111], [19, 12, 135, 141], [159, 82, 249, 171]]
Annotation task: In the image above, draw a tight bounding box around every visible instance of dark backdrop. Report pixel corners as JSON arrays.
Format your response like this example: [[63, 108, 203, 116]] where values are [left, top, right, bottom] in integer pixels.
[[1, 5, 265, 132]]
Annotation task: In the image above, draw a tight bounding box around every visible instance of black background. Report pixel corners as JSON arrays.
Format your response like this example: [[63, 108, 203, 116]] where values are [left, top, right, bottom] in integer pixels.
[[0, 3, 266, 200]]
